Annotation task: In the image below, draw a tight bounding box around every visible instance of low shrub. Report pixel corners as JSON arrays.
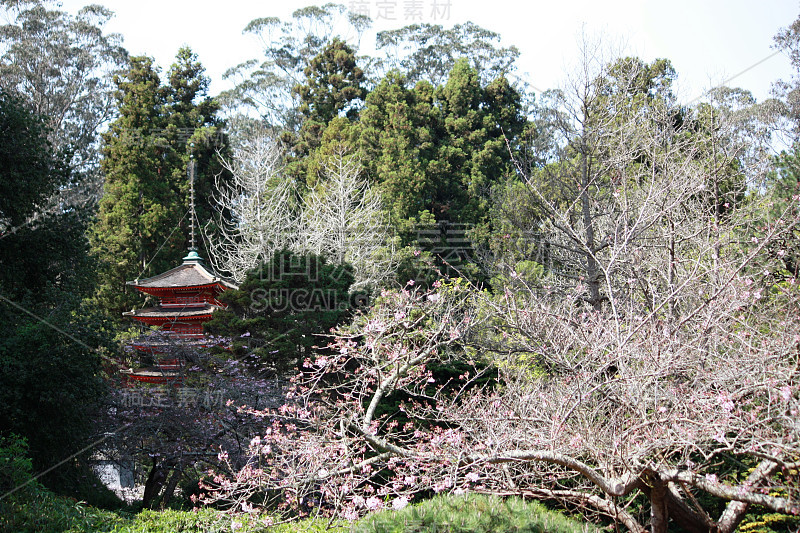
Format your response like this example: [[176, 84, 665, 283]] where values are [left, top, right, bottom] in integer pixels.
[[351, 493, 599, 533]]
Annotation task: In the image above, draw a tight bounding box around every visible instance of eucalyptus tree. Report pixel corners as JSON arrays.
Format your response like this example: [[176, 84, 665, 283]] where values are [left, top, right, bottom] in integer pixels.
[[375, 21, 520, 86], [220, 3, 370, 128], [0, 0, 128, 205]]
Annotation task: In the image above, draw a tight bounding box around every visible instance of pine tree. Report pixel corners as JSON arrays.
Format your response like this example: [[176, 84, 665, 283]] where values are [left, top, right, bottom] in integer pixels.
[[359, 71, 441, 234], [360, 61, 525, 231], [435, 59, 525, 225]]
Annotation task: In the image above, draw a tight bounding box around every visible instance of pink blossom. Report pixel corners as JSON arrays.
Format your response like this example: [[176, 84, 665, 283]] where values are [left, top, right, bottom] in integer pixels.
[[718, 394, 734, 413], [391, 496, 409, 510], [366, 496, 383, 510], [342, 507, 359, 521], [780, 385, 792, 403], [465, 472, 480, 483]]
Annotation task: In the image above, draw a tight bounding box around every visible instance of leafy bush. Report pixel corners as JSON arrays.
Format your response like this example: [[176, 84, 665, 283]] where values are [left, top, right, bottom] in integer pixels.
[[0, 434, 122, 533], [738, 509, 800, 532], [351, 493, 599, 533], [205, 249, 355, 374]]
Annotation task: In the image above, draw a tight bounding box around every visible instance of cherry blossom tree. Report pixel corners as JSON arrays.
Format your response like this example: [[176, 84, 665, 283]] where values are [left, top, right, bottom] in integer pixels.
[[202, 226, 799, 530], [101, 344, 283, 508], [198, 46, 800, 532]]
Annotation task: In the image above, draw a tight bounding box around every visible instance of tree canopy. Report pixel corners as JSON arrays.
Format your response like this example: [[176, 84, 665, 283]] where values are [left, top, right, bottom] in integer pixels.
[[91, 49, 230, 319]]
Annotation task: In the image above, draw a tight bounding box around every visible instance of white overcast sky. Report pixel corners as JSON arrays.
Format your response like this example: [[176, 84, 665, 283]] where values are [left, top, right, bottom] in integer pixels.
[[58, 0, 799, 104]]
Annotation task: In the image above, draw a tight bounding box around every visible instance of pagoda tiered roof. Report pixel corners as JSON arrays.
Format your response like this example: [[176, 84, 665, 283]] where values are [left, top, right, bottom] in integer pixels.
[[123, 304, 220, 319], [122, 250, 237, 384], [127, 251, 237, 294]]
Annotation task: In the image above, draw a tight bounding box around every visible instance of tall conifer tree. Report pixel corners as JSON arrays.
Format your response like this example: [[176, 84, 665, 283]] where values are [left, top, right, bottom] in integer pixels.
[[91, 49, 230, 319]]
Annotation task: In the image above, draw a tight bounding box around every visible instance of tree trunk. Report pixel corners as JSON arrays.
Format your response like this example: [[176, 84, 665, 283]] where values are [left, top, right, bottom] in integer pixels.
[[159, 466, 182, 509], [142, 458, 167, 509], [580, 145, 603, 310], [650, 478, 670, 533]]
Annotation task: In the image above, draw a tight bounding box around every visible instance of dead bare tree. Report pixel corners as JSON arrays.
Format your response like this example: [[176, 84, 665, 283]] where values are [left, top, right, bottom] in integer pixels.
[[299, 146, 395, 292], [206, 130, 297, 283]]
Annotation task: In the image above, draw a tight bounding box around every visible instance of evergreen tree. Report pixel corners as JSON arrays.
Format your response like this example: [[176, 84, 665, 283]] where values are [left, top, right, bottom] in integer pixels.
[[204, 249, 355, 375], [0, 87, 107, 485], [284, 38, 366, 186], [435, 59, 525, 224], [0, 88, 62, 237], [91, 49, 230, 319], [220, 4, 370, 127], [359, 71, 441, 234], [360, 61, 524, 231]]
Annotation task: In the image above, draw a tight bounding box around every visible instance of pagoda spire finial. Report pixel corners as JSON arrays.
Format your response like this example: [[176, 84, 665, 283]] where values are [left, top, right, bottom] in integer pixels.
[[183, 147, 203, 265], [188, 156, 197, 252]]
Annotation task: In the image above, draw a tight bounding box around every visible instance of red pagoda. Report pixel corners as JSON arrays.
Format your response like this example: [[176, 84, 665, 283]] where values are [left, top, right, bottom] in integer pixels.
[[121, 160, 237, 384], [121, 249, 237, 384]]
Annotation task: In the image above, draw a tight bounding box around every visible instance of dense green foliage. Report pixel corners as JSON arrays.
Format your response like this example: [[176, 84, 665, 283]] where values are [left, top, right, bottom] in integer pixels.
[[284, 38, 367, 184], [204, 249, 355, 374], [0, 0, 128, 197], [352, 493, 598, 533], [0, 88, 109, 493], [90, 48, 230, 319], [0, 88, 63, 234]]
